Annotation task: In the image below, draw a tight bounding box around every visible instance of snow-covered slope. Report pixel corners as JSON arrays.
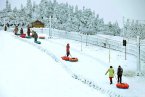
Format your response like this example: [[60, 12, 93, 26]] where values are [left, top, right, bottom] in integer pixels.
[[0, 31, 108, 97], [0, 30, 145, 97]]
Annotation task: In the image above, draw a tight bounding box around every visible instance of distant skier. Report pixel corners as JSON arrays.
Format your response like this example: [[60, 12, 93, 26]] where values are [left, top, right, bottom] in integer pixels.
[[4, 25, 7, 31], [105, 66, 114, 84], [66, 43, 70, 57], [32, 30, 38, 42], [20, 28, 23, 35], [13, 26, 18, 35], [27, 25, 31, 36], [117, 65, 123, 83]]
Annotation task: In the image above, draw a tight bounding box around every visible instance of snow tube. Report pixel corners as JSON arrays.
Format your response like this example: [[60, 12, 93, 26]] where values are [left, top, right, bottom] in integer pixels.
[[61, 56, 70, 61], [116, 83, 129, 89], [69, 57, 78, 62], [25, 36, 31, 38], [39, 36, 45, 39], [34, 41, 41, 44], [20, 34, 26, 38], [15, 33, 21, 35]]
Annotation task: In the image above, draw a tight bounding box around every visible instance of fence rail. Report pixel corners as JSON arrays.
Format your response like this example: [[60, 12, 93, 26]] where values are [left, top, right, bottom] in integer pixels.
[[29, 28, 145, 62]]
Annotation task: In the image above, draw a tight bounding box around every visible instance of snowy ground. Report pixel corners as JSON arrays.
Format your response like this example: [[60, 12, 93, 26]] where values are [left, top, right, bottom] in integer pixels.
[[0, 30, 145, 97], [0, 31, 108, 97]]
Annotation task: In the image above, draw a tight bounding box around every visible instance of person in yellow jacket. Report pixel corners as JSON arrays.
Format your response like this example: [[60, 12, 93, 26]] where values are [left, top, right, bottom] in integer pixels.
[[105, 66, 115, 84]]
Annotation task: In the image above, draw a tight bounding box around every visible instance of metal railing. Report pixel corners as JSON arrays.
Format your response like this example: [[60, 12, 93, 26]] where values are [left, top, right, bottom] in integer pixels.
[[19, 27, 145, 62]]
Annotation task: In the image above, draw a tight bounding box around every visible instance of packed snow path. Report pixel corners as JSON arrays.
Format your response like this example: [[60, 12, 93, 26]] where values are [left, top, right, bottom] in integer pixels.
[[1, 31, 145, 97], [0, 31, 108, 97]]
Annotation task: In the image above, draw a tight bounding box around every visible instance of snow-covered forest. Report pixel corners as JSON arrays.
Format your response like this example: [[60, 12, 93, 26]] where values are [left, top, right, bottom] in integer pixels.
[[0, 0, 145, 39]]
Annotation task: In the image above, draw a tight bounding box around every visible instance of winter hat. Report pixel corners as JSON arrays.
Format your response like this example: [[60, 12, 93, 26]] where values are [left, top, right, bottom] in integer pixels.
[[110, 66, 113, 68]]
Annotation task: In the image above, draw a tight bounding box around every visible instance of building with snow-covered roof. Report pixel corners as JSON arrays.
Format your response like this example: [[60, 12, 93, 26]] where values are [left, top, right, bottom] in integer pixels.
[[31, 20, 44, 28]]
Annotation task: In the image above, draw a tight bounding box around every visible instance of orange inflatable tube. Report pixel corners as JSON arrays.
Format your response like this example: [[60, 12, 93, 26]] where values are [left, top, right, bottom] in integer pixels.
[[116, 83, 129, 89], [61, 56, 70, 61], [69, 57, 78, 62]]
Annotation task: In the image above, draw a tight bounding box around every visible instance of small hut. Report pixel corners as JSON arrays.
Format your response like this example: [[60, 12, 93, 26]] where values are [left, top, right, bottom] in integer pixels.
[[31, 20, 44, 28]]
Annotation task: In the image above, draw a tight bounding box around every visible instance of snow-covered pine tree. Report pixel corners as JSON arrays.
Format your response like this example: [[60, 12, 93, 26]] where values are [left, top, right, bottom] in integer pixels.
[[38, 0, 49, 24], [26, 0, 32, 23], [112, 21, 121, 36], [80, 7, 95, 35], [52, 0, 60, 29], [6, 0, 12, 12], [73, 5, 82, 32], [6, 0, 9, 12], [123, 19, 130, 38], [64, 5, 74, 31], [134, 20, 145, 39], [0, 0, 123, 37], [31, 1, 37, 20], [126, 20, 136, 38]]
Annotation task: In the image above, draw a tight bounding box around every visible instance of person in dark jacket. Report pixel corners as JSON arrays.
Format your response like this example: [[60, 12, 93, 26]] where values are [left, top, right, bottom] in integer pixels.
[[27, 25, 31, 36], [32, 30, 38, 42], [4, 25, 7, 31], [20, 28, 23, 35], [66, 43, 70, 57], [13, 26, 18, 35], [117, 65, 123, 83]]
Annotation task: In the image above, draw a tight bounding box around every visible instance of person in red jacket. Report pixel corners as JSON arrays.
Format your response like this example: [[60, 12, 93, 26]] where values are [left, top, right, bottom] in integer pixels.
[[66, 43, 70, 57]]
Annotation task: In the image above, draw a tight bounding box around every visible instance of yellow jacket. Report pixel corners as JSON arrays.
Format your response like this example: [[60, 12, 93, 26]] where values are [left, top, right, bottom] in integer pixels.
[[105, 68, 114, 77]]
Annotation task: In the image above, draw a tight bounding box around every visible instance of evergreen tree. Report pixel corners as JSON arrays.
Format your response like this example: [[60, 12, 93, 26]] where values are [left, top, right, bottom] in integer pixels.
[[113, 21, 121, 36], [6, 0, 9, 11], [0, 0, 127, 38], [26, 0, 32, 22], [8, 2, 12, 12]]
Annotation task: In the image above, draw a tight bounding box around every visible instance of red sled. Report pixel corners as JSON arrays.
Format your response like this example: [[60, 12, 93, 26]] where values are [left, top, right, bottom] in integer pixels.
[[61, 56, 70, 61], [116, 83, 129, 89], [20, 34, 26, 38]]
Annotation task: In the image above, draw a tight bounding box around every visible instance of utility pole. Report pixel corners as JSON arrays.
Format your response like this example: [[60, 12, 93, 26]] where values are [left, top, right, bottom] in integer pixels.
[[109, 44, 110, 63], [80, 34, 82, 51], [86, 33, 88, 46], [49, 16, 52, 38], [123, 16, 127, 60], [137, 36, 141, 76], [123, 39, 127, 60], [125, 46, 126, 60], [123, 16, 125, 38]]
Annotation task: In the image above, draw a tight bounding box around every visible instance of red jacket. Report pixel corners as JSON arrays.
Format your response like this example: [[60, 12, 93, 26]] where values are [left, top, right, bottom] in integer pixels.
[[66, 44, 70, 52]]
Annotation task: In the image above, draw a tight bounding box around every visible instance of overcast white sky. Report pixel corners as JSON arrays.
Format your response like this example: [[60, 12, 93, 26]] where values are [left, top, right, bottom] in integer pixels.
[[0, 0, 145, 26]]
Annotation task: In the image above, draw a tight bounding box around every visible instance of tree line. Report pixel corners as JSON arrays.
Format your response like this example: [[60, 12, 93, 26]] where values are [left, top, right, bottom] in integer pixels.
[[0, 0, 145, 39]]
